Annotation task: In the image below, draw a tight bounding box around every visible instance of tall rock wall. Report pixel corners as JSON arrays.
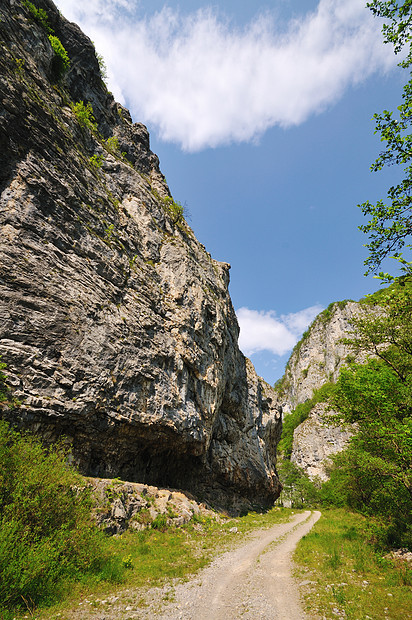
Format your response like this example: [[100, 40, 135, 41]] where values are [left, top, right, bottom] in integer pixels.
[[0, 0, 281, 512], [276, 301, 366, 479], [290, 403, 353, 481]]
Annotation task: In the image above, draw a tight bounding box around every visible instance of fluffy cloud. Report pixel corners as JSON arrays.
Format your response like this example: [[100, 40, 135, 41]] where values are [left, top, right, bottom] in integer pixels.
[[56, 0, 396, 150], [237, 305, 323, 357]]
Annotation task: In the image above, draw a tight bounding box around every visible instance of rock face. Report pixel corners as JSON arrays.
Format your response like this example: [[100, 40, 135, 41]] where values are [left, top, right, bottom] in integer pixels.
[[0, 0, 281, 512], [276, 302, 365, 479], [89, 478, 218, 535], [290, 404, 353, 481], [276, 301, 363, 413]]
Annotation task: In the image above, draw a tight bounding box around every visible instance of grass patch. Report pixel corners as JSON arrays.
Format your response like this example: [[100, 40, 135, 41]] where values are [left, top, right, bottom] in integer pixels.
[[294, 509, 412, 620]]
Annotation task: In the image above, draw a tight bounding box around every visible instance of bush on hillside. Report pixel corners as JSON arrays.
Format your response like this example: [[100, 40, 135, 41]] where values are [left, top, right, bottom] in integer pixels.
[[0, 421, 115, 612]]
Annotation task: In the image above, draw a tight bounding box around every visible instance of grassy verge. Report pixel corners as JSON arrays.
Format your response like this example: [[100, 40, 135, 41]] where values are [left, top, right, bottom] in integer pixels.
[[31, 507, 299, 618], [294, 509, 412, 620]]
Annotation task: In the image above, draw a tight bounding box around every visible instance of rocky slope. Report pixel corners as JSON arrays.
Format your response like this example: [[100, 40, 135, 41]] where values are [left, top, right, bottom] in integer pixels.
[[89, 478, 219, 535], [0, 0, 281, 512]]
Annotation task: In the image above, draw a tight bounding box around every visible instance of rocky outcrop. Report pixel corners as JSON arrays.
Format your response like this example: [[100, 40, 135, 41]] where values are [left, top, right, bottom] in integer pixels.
[[89, 478, 218, 535], [0, 0, 281, 512], [275, 302, 370, 480], [276, 301, 362, 413], [290, 403, 353, 480]]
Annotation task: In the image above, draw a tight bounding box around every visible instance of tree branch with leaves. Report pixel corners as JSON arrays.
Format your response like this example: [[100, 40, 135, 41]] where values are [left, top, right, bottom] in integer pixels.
[[360, 1, 412, 273]]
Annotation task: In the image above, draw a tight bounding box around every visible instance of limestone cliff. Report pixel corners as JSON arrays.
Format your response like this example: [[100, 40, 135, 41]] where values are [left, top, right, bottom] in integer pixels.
[[276, 301, 364, 479], [0, 0, 281, 511], [290, 403, 353, 481], [276, 301, 362, 413]]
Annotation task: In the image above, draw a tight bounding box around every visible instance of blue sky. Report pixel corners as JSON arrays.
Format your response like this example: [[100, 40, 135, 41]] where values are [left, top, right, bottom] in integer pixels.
[[56, 0, 404, 383]]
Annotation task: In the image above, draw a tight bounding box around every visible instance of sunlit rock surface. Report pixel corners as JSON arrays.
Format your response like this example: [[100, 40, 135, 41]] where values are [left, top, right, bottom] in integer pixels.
[[0, 0, 281, 512]]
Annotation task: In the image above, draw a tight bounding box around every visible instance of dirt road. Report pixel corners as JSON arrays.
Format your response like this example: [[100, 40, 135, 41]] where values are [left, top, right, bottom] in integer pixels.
[[157, 509, 321, 619], [60, 510, 321, 619]]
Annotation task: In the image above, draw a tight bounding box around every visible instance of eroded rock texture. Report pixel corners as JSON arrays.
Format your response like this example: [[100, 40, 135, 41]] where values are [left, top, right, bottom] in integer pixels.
[[89, 478, 218, 535], [0, 0, 281, 512]]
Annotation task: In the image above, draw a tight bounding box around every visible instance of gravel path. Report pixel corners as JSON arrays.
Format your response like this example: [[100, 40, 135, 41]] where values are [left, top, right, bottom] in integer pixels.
[[156, 510, 321, 620]]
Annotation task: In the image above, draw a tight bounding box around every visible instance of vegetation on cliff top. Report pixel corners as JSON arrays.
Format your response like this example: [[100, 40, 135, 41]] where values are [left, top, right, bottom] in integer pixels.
[[274, 300, 353, 395]]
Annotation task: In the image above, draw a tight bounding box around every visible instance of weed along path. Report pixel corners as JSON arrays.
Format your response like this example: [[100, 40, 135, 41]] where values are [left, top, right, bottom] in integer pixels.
[[157, 509, 321, 620]]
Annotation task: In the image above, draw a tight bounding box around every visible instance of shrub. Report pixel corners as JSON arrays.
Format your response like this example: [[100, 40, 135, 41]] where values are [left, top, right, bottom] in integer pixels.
[[72, 101, 98, 133], [24, 0, 52, 33], [95, 51, 108, 83], [151, 513, 168, 530], [0, 421, 110, 612], [105, 136, 120, 153], [48, 35, 70, 79], [163, 196, 185, 225], [89, 153, 104, 170]]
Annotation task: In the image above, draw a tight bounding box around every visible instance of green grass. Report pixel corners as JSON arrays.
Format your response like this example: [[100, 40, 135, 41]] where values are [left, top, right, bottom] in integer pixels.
[[2, 400, 408, 620], [294, 509, 412, 620]]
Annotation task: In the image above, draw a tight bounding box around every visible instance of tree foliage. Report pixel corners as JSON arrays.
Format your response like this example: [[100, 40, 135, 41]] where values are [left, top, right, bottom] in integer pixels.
[[360, 1, 412, 273], [276, 459, 320, 508], [346, 273, 412, 381]]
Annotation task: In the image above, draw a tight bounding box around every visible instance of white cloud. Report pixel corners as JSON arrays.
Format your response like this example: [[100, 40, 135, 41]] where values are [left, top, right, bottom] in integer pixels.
[[281, 305, 324, 335], [236, 305, 323, 357], [56, 0, 397, 150]]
